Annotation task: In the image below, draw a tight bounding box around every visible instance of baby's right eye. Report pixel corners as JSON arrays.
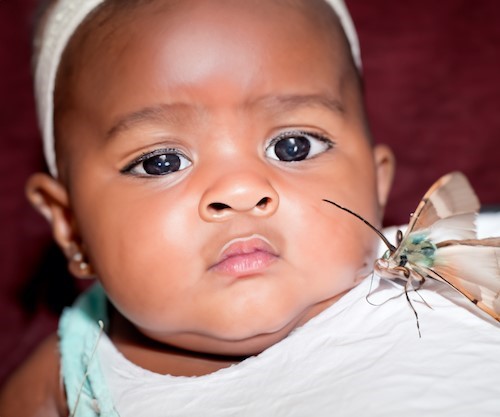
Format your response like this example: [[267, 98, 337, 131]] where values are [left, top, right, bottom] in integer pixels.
[[122, 149, 192, 176]]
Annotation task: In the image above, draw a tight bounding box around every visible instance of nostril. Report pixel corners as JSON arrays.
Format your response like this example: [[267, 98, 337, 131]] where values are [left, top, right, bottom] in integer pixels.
[[205, 197, 275, 217], [209, 202, 231, 211], [257, 197, 271, 208]]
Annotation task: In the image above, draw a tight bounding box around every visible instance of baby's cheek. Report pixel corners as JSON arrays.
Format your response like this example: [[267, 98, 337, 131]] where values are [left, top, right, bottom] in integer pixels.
[[314, 219, 377, 278]]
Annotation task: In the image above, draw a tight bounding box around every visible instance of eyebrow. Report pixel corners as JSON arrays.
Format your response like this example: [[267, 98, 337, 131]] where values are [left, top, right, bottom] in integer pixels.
[[106, 103, 198, 140], [253, 93, 346, 115], [106, 93, 345, 139]]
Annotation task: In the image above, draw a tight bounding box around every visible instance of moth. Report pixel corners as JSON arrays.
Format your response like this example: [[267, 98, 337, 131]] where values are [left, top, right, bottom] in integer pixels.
[[324, 171, 500, 328]]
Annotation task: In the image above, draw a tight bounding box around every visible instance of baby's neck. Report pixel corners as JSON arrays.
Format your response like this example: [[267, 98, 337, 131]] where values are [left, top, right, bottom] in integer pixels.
[[108, 307, 248, 377]]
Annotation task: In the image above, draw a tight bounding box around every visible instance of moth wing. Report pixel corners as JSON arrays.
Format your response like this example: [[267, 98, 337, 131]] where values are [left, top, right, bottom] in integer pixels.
[[393, 172, 480, 259], [437, 237, 500, 248], [420, 241, 500, 321]]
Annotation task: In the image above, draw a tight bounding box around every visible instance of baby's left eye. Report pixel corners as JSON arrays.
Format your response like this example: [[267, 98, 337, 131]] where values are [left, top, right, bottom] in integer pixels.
[[265, 131, 334, 162]]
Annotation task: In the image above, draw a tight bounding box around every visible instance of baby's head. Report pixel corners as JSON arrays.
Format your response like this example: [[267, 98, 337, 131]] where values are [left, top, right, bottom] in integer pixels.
[[28, 0, 394, 356]]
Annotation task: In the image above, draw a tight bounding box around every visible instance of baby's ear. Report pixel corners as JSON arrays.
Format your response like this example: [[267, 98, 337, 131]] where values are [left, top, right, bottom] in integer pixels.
[[373, 144, 395, 210], [26, 173, 77, 258], [26, 173, 69, 228]]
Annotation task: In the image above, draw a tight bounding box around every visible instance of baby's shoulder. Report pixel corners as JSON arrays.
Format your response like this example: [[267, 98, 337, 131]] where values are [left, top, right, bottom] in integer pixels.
[[0, 333, 67, 417]]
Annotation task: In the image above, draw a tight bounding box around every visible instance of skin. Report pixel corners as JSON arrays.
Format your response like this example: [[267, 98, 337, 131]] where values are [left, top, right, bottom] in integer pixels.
[[0, 0, 394, 415]]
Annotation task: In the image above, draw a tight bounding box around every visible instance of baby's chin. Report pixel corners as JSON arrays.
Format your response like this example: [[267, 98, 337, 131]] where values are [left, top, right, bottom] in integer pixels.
[[142, 294, 344, 357], [162, 332, 289, 358]]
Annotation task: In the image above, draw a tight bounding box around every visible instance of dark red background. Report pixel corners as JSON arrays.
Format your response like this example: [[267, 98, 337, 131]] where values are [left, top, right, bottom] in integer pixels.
[[1, 0, 499, 384]]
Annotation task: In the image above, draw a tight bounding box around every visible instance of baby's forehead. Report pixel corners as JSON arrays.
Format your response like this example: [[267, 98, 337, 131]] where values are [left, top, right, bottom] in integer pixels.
[[66, 0, 355, 83]]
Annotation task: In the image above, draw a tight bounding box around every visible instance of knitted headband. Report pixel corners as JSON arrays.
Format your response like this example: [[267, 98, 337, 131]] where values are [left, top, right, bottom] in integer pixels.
[[34, 0, 361, 177]]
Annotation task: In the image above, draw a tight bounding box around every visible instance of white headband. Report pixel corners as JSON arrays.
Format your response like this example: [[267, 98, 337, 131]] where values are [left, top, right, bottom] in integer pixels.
[[35, 0, 361, 177]]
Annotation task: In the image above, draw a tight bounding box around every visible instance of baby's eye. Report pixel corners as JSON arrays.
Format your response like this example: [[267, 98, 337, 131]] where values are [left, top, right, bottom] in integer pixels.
[[122, 149, 192, 176], [265, 131, 334, 162]]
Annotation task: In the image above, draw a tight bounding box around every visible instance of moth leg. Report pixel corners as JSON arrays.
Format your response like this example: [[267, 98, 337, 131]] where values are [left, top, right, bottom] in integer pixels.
[[396, 265, 428, 302], [366, 272, 406, 306], [408, 266, 440, 311], [403, 271, 422, 338], [406, 271, 432, 309], [410, 273, 425, 291], [393, 266, 411, 278], [365, 270, 378, 306]]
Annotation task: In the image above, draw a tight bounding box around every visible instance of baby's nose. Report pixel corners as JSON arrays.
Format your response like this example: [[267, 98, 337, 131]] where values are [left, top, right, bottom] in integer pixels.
[[198, 172, 279, 222]]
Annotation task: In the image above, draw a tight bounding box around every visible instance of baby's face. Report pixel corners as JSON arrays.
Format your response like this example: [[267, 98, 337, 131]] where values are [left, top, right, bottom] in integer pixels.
[[54, 0, 392, 354]]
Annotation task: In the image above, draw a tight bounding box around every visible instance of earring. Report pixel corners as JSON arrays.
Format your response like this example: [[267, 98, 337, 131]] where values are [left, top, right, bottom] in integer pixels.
[[67, 242, 93, 277], [72, 250, 89, 272]]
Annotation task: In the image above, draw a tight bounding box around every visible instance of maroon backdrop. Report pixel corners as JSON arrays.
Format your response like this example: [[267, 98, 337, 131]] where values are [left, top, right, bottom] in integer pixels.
[[1, 0, 499, 384]]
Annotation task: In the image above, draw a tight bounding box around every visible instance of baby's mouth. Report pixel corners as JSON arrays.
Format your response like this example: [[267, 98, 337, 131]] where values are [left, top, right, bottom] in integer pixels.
[[210, 235, 279, 277]]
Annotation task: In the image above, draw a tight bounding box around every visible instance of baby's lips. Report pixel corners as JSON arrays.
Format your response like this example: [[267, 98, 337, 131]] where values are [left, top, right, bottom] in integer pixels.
[[209, 234, 279, 277], [217, 234, 278, 263], [207, 234, 278, 274]]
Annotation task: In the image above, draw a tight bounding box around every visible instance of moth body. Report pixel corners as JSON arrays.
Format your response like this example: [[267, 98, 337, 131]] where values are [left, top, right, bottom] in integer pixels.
[[375, 232, 436, 281]]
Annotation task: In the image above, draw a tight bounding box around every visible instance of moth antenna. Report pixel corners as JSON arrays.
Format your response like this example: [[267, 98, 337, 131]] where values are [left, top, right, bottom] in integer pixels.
[[70, 320, 105, 417], [323, 199, 396, 252]]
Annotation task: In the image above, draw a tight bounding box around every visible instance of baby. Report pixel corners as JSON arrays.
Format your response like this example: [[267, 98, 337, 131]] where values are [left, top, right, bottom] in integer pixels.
[[1, 0, 500, 416]]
